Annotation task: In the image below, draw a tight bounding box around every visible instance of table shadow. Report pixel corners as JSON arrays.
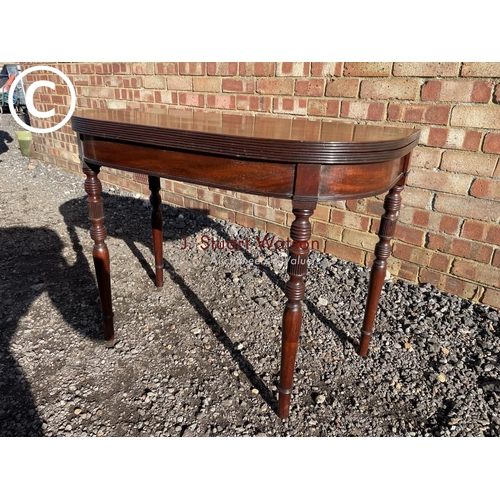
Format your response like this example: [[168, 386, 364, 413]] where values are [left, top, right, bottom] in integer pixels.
[[0, 225, 103, 436], [60, 194, 281, 411], [0, 129, 13, 161], [59, 192, 355, 415]]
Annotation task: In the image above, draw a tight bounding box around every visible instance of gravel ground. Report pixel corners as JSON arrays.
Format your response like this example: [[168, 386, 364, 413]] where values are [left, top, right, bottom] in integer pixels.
[[1, 112, 499, 437]]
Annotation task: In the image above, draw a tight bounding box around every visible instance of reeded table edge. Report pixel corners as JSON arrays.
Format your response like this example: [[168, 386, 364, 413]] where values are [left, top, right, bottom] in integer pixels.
[[72, 114, 420, 165]]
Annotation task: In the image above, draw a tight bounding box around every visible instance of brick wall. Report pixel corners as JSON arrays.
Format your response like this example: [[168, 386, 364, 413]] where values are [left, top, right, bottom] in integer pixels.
[[20, 62, 500, 308]]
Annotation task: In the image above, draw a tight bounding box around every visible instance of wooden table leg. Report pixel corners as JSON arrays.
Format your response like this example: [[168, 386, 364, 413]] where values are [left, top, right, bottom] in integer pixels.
[[148, 176, 164, 287], [83, 162, 114, 341], [358, 174, 407, 357], [278, 200, 316, 419]]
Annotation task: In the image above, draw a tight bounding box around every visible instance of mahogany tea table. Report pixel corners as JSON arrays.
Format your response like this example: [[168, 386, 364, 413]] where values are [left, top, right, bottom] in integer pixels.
[[71, 108, 420, 419]]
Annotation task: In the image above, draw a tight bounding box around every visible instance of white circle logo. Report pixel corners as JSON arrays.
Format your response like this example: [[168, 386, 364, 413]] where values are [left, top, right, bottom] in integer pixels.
[[8, 65, 76, 134]]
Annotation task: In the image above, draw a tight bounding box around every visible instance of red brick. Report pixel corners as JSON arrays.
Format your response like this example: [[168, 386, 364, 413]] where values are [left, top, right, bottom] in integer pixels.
[[461, 220, 500, 244], [111, 63, 131, 75], [312, 221, 343, 240], [179, 63, 206, 75], [493, 249, 500, 267], [434, 193, 500, 222], [253, 205, 287, 225], [427, 233, 493, 263], [429, 252, 452, 272], [483, 133, 500, 154], [311, 63, 342, 77], [422, 127, 481, 151], [122, 77, 142, 88], [421, 80, 493, 103], [397, 207, 430, 228], [236, 95, 272, 112], [155, 62, 178, 74], [178, 92, 205, 107], [222, 78, 255, 93], [453, 259, 500, 288], [273, 97, 307, 115], [239, 62, 275, 76], [206, 94, 236, 109], [397, 261, 420, 282], [269, 197, 293, 212], [329, 208, 370, 231], [451, 105, 500, 129], [134, 90, 154, 102], [482, 288, 500, 308], [388, 103, 451, 125], [154, 90, 177, 105], [130, 63, 153, 75], [184, 198, 208, 212], [461, 63, 500, 77], [393, 242, 432, 267], [364, 198, 385, 216], [307, 99, 340, 117], [341, 101, 385, 121], [207, 62, 238, 76], [234, 212, 265, 231], [419, 270, 479, 300], [208, 205, 236, 223], [197, 188, 222, 206], [393, 62, 459, 77], [441, 151, 497, 176], [470, 178, 500, 201], [79, 63, 95, 74], [223, 195, 253, 214], [256, 78, 294, 95], [360, 79, 419, 100], [266, 222, 291, 241], [325, 79, 359, 98], [276, 63, 309, 76], [295, 79, 325, 96], [325, 240, 365, 265], [343, 63, 392, 77], [394, 224, 427, 246], [161, 191, 185, 207], [438, 215, 462, 235]]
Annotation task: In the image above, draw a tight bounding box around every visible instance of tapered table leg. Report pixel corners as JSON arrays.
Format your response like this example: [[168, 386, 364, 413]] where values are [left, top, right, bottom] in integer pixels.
[[358, 175, 407, 357], [83, 162, 114, 341], [149, 176, 164, 287], [278, 200, 316, 419]]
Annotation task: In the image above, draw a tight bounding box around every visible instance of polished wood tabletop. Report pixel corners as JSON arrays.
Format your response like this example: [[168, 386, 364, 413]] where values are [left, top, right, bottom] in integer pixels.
[[72, 108, 420, 419]]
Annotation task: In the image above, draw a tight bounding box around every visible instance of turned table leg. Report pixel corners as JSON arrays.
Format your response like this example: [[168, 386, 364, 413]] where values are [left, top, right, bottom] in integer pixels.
[[358, 175, 407, 357], [149, 176, 164, 287], [278, 200, 316, 419], [83, 162, 114, 341]]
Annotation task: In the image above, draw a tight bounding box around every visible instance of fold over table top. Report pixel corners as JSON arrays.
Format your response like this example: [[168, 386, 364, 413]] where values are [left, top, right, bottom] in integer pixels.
[[72, 108, 420, 165]]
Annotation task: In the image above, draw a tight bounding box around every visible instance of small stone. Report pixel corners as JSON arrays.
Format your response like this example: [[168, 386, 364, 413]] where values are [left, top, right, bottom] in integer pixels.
[[437, 373, 446, 383], [442, 347, 450, 355], [74, 408, 82, 415], [251, 388, 259, 394], [315, 394, 326, 404], [317, 297, 328, 307]]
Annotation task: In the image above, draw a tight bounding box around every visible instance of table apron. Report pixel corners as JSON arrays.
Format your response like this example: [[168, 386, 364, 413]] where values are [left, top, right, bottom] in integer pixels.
[[80, 135, 408, 201]]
